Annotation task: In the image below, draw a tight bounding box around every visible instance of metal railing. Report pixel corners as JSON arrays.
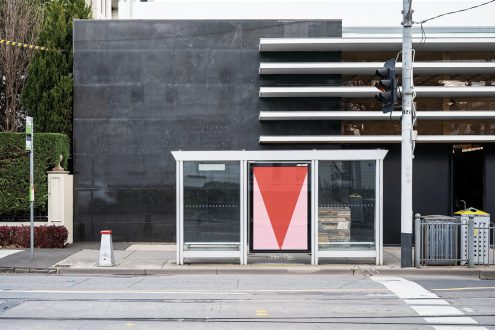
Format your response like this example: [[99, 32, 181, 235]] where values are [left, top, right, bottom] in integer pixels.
[[414, 213, 495, 267]]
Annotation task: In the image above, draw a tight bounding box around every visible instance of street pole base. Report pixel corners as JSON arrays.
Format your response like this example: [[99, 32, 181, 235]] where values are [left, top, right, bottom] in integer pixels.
[[401, 233, 413, 268]]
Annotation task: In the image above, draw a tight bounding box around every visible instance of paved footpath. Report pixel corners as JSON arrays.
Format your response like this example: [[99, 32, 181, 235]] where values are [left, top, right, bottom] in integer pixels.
[[0, 243, 494, 278]]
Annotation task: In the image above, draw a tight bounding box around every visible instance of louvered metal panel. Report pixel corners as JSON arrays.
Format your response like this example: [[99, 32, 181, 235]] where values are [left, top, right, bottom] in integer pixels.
[[259, 62, 495, 75], [259, 86, 495, 98], [259, 135, 495, 144], [259, 111, 495, 121], [259, 38, 495, 52]]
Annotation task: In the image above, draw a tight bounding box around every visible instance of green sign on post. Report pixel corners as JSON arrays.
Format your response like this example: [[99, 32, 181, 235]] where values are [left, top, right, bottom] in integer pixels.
[[29, 185, 35, 202]]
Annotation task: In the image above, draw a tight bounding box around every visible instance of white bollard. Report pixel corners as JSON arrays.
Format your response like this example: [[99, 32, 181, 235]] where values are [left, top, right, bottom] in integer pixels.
[[99, 230, 115, 267]]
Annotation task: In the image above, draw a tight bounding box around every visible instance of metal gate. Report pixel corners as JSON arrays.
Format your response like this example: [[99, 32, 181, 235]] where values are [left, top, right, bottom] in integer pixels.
[[415, 214, 495, 267]]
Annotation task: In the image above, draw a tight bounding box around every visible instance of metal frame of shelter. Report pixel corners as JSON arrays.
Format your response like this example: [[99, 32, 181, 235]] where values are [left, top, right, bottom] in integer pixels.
[[172, 150, 387, 266]]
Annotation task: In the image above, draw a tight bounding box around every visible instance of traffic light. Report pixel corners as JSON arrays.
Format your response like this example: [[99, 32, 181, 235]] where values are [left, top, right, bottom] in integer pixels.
[[374, 58, 397, 114]]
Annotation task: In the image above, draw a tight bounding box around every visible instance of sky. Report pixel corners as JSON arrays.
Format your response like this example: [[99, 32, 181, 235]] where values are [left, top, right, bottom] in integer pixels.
[[120, 0, 495, 27]]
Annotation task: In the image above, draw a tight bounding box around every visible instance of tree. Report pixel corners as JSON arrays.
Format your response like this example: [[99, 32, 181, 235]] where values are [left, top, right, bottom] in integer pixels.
[[0, 0, 42, 132], [22, 0, 91, 137]]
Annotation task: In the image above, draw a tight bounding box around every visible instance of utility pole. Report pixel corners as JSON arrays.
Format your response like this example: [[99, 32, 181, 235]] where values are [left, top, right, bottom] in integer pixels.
[[401, 0, 414, 268]]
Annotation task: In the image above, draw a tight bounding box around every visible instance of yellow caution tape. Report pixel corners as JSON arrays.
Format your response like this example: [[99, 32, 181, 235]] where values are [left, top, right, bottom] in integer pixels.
[[0, 38, 61, 52], [454, 207, 488, 215]]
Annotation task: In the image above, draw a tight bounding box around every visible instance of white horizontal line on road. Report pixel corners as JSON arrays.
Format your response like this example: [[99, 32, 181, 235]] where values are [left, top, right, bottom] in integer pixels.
[[0, 288, 388, 295], [0, 289, 245, 295], [404, 299, 449, 305], [229, 288, 387, 293], [411, 306, 464, 316], [425, 317, 479, 324], [433, 326, 483, 330]]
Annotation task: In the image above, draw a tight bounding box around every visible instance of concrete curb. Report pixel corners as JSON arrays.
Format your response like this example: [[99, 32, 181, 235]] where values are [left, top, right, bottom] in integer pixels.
[[0, 267, 57, 274], [0, 267, 15, 274], [54, 266, 488, 278], [479, 269, 495, 280]]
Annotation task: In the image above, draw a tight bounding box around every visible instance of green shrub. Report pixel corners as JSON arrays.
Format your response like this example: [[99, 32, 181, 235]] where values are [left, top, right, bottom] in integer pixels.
[[0, 132, 69, 215]]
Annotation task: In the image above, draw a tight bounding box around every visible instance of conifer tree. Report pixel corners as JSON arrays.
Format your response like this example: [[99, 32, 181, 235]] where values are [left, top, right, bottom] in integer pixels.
[[22, 0, 91, 137]]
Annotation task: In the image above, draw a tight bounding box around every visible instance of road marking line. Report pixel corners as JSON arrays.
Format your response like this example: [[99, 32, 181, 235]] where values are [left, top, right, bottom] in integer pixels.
[[230, 288, 386, 293], [372, 277, 485, 329], [433, 286, 495, 291], [256, 309, 268, 316], [0, 288, 387, 294], [424, 317, 478, 324], [404, 299, 449, 305], [0, 289, 245, 295], [411, 306, 464, 316], [433, 326, 483, 330]]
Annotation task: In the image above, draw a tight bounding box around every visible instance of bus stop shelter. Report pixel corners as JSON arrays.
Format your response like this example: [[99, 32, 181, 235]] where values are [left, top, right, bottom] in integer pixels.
[[172, 150, 387, 265]]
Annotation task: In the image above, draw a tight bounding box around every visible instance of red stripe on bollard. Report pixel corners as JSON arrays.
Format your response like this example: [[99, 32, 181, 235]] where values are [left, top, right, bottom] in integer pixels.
[[100, 230, 112, 235]]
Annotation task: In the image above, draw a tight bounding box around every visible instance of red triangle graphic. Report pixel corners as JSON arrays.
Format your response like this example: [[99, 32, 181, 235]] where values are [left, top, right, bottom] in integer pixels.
[[254, 166, 307, 249]]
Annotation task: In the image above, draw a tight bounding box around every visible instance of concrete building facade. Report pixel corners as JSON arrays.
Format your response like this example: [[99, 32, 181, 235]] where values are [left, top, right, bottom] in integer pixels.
[[73, 2, 495, 244]]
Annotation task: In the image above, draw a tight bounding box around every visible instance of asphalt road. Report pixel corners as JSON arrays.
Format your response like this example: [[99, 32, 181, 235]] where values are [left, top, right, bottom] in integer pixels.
[[0, 273, 493, 329]]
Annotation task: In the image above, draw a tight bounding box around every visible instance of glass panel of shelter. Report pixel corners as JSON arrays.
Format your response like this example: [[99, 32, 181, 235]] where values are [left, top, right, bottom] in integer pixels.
[[318, 161, 376, 251], [183, 161, 240, 251]]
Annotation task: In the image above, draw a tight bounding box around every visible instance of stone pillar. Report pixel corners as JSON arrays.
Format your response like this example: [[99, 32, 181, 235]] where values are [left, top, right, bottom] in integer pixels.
[[47, 171, 74, 244]]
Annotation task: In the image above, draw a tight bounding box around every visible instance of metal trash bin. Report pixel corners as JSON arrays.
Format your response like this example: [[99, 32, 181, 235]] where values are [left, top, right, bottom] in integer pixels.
[[454, 208, 490, 265], [421, 215, 460, 265]]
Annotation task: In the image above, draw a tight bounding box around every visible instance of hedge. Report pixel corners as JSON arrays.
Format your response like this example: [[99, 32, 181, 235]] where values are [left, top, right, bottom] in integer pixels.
[[0, 133, 70, 215], [0, 225, 68, 248]]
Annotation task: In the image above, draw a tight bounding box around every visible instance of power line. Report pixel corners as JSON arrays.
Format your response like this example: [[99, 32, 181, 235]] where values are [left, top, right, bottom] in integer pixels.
[[0, 38, 67, 53], [416, 22, 427, 52], [412, 0, 495, 53], [415, 0, 495, 24]]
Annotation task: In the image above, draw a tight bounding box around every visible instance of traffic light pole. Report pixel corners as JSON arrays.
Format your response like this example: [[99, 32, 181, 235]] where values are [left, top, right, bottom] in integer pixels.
[[401, 0, 414, 267]]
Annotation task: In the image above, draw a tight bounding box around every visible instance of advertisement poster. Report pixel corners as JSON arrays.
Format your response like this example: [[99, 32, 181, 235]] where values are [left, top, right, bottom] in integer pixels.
[[252, 164, 309, 251]]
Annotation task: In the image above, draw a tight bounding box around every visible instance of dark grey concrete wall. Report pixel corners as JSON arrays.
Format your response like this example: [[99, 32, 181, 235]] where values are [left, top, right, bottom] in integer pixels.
[[73, 20, 342, 241]]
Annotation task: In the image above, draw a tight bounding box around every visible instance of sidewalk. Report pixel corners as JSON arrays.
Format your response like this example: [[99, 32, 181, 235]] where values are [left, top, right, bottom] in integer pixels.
[[0, 243, 494, 278]]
